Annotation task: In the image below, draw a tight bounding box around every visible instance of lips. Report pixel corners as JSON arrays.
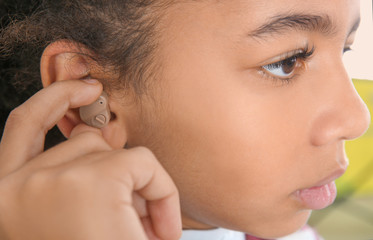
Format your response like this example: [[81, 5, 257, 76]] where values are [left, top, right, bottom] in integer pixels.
[[309, 169, 346, 189], [296, 182, 337, 209], [294, 169, 346, 210]]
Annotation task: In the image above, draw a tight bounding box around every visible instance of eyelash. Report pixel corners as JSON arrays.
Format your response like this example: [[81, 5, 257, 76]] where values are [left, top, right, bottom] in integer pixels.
[[259, 44, 315, 84], [343, 46, 352, 53], [259, 45, 353, 85]]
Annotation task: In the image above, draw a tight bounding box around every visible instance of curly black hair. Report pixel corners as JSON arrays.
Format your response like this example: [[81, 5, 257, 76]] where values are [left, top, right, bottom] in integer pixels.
[[0, 0, 45, 142], [0, 0, 174, 148]]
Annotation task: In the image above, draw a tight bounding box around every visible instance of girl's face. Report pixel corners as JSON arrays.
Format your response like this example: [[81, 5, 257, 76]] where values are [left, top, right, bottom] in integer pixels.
[[126, 0, 369, 238]]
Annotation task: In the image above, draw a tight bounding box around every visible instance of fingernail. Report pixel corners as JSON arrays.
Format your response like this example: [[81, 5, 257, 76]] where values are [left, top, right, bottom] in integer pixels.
[[83, 79, 99, 85]]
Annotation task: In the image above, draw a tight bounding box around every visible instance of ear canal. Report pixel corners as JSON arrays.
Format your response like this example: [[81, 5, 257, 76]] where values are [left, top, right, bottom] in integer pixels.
[[79, 91, 111, 128]]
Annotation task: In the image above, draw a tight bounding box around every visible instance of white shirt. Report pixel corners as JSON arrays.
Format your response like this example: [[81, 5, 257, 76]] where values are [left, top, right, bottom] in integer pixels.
[[180, 226, 323, 240], [180, 228, 245, 240]]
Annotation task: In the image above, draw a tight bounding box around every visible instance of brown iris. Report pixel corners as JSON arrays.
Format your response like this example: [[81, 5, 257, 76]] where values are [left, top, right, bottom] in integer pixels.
[[281, 57, 297, 74]]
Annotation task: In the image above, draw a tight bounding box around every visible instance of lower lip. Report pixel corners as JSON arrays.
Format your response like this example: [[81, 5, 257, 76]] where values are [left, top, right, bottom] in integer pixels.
[[295, 182, 337, 210]]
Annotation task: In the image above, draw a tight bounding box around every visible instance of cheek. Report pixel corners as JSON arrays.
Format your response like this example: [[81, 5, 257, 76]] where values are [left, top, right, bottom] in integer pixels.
[[148, 13, 316, 233], [161, 69, 302, 188], [150, 63, 313, 234]]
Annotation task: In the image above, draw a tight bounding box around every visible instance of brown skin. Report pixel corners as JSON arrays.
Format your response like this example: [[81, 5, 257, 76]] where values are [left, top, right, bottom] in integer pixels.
[[0, 44, 181, 240], [129, 0, 369, 237], [0, 80, 182, 240], [0, 0, 369, 239]]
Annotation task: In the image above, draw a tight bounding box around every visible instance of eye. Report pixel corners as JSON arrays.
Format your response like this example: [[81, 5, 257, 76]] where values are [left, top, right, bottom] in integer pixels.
[[260, 45, 315, 82], [262, 56, 298, 78], [343, 46, 352, 54]]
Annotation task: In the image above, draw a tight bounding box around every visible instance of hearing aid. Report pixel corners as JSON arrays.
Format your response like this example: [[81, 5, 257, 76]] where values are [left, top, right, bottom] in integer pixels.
[[79, 91, 111, 128]]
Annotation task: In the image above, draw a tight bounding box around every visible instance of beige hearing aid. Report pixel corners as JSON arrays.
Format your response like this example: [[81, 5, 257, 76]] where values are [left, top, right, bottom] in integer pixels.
[[79, 91, 111, 128]]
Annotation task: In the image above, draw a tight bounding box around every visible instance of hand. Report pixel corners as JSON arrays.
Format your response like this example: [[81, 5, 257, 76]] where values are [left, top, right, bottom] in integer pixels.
[[0, 80, 181, 240]]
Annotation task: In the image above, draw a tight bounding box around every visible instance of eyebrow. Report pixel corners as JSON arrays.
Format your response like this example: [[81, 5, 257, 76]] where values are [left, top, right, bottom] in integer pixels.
[[248, 13, 360, 39]]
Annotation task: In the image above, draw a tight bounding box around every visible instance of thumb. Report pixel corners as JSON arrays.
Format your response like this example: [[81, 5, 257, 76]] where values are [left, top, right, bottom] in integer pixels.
[[69, 123, 104, 139]]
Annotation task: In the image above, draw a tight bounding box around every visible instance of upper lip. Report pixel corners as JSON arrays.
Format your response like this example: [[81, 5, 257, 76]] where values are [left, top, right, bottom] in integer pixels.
[[306, 168, 346, 189]]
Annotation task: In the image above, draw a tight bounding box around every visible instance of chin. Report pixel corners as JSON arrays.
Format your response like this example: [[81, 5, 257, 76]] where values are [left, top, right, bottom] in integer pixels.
[[239, 210, 313, 239]]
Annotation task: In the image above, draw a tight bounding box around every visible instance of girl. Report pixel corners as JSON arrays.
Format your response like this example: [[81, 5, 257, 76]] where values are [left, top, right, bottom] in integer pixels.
[[0, 0, 369, 239]]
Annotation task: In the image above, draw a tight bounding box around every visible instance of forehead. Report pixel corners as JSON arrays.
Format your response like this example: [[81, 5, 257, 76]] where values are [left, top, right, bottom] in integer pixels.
[[168, 0, 360, 35]]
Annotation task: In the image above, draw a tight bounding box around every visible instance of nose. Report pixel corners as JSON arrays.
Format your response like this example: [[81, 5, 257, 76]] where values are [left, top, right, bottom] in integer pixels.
[[309, 60, 371, 147]]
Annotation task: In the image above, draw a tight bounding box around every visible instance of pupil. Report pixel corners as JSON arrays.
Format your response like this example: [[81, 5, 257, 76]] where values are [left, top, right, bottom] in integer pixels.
[[282, 57, 297, 74]]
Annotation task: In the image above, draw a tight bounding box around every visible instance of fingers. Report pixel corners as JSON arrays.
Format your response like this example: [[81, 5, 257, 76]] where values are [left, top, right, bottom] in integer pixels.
[[99, 147, 182, 240], [147, 193, 182, 240], [0, 80, 102, 177], [33, 146, 182, 240], [141, 217, 161, 240], [24, 125, 112, 171], [130, 149, 182, 240], [0, 78, 181, 240]]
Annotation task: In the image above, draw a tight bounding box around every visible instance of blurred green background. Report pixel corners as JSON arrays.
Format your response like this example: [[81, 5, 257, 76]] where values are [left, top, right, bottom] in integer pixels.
[[339, 79, 373, 197], [309, 79, 373, 240]]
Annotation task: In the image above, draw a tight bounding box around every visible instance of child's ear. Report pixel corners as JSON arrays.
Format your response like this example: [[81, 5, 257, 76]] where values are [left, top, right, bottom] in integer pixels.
[[40, 40, 93, 86], [40, 40, 128, 149]]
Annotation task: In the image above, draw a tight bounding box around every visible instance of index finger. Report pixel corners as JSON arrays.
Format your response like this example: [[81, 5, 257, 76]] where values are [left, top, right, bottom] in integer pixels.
[[0, 80, 102, 177]]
